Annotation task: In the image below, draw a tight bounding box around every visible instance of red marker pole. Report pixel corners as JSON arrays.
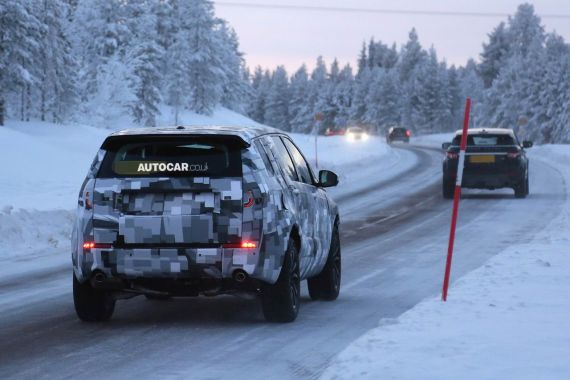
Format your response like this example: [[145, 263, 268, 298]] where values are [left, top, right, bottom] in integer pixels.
[[442, 97, 471, 302]]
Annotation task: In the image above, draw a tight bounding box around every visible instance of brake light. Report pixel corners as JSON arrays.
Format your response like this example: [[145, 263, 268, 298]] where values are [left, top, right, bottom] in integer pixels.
[[223, 241, 257, 249], [82, 241, 112, 252], [406, 130, 411, 137], [507, 151, 521, 159], [446, 152, 459, 159], [241, 241, 257, 249]]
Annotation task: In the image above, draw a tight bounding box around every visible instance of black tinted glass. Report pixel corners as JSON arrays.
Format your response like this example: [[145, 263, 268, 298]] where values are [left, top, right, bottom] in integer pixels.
[[282, 138, 314, 184], [452, 134, 516, 146], [98, 136, 242, 178], [270, 136, 298, 182]]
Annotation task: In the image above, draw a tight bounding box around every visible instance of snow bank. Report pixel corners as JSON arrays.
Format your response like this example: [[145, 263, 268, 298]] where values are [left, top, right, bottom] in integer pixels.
[[0, 114, 392, 261], [322, 146, 570, 380], [412, 132, 455, 148]]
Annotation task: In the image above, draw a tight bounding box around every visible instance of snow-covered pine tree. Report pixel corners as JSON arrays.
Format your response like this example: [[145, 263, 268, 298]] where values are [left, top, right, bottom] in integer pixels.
[[0, 0, 42, 124], [479, 22, 510, 88], [383, 43, 399, 69], [264, 65, 290, 130], [398, 28, 427, 83], [365, 68, 402, 132], [312, 58, 338, 131], [126, 5, 163, 127], [246, 66, 272, 124], [38, 0, 77, 123], [333, 64, 354, 129], [356, 42, 367, 77], [218, 22, 249, 112], [71, 0, 129, 102], [507, 3, 545, 59], [309, 56, 328, 132], [446, 65, 462, 130], [408, 48, 450, 133], [289, 65, 313, 133], [458, 59, 484, 125], [350, 67, 372, 124], [182, 0, 226, 115]]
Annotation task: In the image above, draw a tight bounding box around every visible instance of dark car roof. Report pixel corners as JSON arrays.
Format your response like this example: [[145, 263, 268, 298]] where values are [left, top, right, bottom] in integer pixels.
[[109, 125, 285, 144], [454, 128, 515, 136]]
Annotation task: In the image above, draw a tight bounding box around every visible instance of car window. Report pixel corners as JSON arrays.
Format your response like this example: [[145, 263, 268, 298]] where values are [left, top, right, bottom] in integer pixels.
[[253, 139, 275, 175], [452, 134, 516, 146], [270, 136, 299, 182], [98, 136, 242, 178], [281, 137, 314, 185]]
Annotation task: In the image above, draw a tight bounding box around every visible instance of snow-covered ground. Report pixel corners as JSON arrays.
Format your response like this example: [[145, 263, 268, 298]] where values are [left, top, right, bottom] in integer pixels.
[[322, 145, 570, 380], [0, 111, 395, 262]]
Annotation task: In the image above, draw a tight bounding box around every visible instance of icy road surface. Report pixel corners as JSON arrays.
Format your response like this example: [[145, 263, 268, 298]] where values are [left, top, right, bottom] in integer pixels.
[[0, 142, 565, 379]]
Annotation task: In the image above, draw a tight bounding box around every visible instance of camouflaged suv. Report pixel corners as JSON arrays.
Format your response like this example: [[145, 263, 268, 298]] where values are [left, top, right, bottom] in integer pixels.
[[72, 125, 341, 322]]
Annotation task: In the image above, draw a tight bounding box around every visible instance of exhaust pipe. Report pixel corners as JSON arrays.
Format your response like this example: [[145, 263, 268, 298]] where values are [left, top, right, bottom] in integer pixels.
[[233, 269, 248, 283], [90, 271, 108, 288], [94, 272, 106, 284]]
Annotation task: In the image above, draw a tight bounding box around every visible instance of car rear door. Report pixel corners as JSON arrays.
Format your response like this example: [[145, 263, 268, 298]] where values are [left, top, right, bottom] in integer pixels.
[[266, 136, 315, 277], [281, 137, 333, 276], [93, 135, 244, 247], [462, 134, 519, 175]]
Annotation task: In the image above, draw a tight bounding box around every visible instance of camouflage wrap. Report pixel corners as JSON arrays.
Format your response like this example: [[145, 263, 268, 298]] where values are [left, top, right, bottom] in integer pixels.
[[71, 125, 339, 289]]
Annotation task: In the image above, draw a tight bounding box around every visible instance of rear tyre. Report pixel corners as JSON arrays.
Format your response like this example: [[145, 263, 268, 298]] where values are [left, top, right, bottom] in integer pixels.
[[145, 294, 171, 301], [514, 176, 528, 198], [308, 225, 341, 301], [73, 274, 115, 322], [261, 240, 301, 323], [442, 177, 454, 199]]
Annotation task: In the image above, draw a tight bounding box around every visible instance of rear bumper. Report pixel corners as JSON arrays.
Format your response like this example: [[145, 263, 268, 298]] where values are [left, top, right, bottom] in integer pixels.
[[388, 137, 409, 143], [446, 172, 524, 189], [75, 246, 268, 285]]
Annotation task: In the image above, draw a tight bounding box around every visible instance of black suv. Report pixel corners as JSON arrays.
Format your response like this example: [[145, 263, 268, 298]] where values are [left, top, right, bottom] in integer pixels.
[[386, 127, 410, 144], [442, 128, 532, 199]]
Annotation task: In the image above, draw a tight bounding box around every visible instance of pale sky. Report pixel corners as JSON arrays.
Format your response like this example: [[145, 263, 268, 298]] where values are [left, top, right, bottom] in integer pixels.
[[214, 0, 570, 72]]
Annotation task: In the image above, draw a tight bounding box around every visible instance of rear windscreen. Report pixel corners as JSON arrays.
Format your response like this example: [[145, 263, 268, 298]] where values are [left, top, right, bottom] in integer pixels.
[[452, 134, 516, 146], [391, 128, 407, 135], [97, 136, 243, 178]]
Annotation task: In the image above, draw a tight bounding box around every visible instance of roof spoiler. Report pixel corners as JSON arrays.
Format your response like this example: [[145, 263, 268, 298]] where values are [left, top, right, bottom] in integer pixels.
[[101, 134, 251, 150]]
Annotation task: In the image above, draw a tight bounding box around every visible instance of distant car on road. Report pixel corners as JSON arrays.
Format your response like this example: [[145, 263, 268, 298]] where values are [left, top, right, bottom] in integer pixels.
[[72, 125, 341, 323], [386, 127, 410, 144], [345, 126, 369, 142], [324, 127, 346, 136], [442, 128, 533, 199]]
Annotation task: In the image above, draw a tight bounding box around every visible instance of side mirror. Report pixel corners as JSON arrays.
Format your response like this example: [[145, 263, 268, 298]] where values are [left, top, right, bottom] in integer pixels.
[[442, 142, 451, 150], [318, 170, 339, 188], [522, 140, 533, 148]]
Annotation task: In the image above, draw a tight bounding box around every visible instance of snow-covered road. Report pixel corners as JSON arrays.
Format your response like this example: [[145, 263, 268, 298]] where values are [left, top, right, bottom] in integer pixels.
[[0, 140, 566, 379]]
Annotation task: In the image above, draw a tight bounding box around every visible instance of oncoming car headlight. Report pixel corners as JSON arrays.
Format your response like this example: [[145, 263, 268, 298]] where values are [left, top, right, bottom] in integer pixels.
[[346, 133, 355, 142]]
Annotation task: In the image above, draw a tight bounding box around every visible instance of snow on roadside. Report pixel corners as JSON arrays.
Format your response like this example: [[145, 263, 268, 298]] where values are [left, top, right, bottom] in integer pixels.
[[0, 113, 393, 261], [412, 132, 455, 148], [321, 146, 570, 380]]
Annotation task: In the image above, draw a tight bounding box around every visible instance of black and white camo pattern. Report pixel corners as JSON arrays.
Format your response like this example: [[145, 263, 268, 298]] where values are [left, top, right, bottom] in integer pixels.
[[72, 126, 338, 286]]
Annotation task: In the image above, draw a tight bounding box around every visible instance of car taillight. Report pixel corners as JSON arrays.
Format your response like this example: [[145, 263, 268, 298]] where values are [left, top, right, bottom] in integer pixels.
[[446, 152, 459, 159], [223, 241, 257, 249], [243, 190, 254, 208], [406, 130, 411, 137], [507, 151, 521, 159], [241, 241, 257, 249], [85, 191, 92, 210], [82, 242, 112, 253]]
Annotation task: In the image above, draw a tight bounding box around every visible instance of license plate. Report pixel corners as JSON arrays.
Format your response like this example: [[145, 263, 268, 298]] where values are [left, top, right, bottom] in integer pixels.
[[469, 155, 495, 164]]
